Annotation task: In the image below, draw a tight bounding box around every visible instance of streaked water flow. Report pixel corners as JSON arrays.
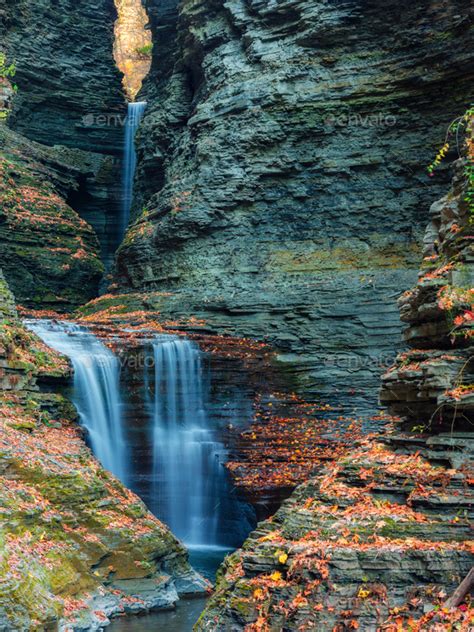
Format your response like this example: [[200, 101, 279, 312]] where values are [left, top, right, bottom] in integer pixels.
[[23, 321, 255, 568], [24, 320, 127, 483], [121, 101, 147, 237], [150, 337, 224, 546]]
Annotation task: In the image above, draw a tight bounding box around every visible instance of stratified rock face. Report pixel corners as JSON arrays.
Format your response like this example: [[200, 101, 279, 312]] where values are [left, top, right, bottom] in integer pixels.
[[2, 0, 125, 153], [0, 126, 104, 310], [381, 159, 473, 423], [0, 273, 207, 631], [115, 0, 474, 410], [2, 0, 128, 268], [196, 432, 474, 631], [195, 160, 474, 631]]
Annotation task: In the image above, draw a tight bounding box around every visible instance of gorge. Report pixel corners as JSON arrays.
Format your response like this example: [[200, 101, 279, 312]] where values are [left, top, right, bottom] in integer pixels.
[[0, 0, 473, 631]]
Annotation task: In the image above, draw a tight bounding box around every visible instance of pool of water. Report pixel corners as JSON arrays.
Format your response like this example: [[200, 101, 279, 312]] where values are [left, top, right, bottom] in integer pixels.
[[187, 544, 233, 582], [108, 597, 208, 632]]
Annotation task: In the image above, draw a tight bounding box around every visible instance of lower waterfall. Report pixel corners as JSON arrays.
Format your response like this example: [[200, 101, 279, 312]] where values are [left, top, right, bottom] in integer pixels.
[[24, 320, 127, 483], [150, 336, 224, 547], [25, 320, 254, 560]]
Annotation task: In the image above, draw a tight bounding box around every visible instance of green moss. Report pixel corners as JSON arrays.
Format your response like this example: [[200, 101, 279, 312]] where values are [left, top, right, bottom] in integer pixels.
[[266, 240, 421, 273]]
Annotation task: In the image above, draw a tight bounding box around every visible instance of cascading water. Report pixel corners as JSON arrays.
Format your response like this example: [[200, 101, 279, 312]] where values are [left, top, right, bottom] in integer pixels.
[[121, 101, 147, 237], [150, 336, 225, 547], [24, 320, 127, 484], [24, 320, 255, 574]]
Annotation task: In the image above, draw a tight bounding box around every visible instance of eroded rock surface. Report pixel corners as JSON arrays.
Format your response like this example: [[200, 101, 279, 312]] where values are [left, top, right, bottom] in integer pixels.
[[1, 0, 125, 153], [195, 145, 474, 631], [115, 0, 474, 411], [196, 429, 474, 631], [381, 159, 473, 424], [0, 126, 105, 310]]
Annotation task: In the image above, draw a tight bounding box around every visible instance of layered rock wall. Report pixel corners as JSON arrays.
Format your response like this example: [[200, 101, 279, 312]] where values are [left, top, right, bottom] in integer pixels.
[[1, 0, 125, 153], [115, 0, 474, 410], [1, 0, 128, 271], [381, 158, 473, 424], [195, 161, 474, 632], [0, 125, 106, 310]]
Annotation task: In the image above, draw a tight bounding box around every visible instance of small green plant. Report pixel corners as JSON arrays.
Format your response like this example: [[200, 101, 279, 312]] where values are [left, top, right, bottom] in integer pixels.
[[427, 106, 474, 222], [0, 52, 18, 121], [136, 43, 153, 57], [0, 52, 16, 80]]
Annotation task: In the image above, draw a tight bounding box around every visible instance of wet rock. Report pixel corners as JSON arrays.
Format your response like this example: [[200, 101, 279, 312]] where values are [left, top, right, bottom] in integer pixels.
[[115, 0, 474, 412]]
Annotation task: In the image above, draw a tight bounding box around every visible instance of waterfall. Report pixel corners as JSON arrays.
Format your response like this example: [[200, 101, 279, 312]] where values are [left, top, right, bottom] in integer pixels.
[[150, 336, 225, 547], [23, 320, 254, 558], [121, 101, 147, 237], [24, 320, 127, 483]]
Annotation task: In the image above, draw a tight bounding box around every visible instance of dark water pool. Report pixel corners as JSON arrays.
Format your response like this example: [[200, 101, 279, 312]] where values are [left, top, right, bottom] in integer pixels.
[[108, 598, 208, 632]]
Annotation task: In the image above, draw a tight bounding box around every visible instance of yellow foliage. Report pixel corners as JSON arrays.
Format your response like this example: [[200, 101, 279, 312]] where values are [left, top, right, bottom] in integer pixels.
[[357, 587, 370, 599]]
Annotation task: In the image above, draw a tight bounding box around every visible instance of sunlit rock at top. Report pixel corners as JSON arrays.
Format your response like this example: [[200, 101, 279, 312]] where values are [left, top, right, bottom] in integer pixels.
[[113, 0, 152, 101]]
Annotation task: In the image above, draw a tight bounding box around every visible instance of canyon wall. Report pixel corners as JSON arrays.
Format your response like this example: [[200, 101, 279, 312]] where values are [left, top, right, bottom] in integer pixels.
[[1, 0, 129, 282], [195, 158, 474, 632], [116, 0, 474, 410], [1, 0, 125, 153], [0, 125, 104, 310]]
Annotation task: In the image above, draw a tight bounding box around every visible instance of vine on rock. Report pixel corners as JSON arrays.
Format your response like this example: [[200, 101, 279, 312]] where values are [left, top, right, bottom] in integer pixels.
[[427, 105, 474, 221]]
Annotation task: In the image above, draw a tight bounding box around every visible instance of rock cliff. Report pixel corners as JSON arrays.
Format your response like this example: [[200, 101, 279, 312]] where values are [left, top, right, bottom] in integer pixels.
[[195, 163, 474, 631], [2, 0, 129, 270], [381, 157, 473, 424], [1, 0, 125, 153], [0, 125, 104, 310], [0, 271, 207, 631], [115, 0, 474, 411]]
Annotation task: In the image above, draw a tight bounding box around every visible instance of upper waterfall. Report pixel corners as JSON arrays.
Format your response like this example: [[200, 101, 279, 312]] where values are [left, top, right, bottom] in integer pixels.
[[121, 101, 147, 238]]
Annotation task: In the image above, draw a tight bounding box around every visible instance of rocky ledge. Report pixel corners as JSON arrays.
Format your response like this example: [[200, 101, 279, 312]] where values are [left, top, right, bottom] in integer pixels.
[[0, 272, 208, 631], [196, 428, 474, 631], [195, 153, 474, 629], [381, 158, 473, 425]]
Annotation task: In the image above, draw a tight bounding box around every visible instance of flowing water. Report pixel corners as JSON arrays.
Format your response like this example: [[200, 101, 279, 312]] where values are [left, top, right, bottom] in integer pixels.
[[24, 320, 127, 483], [25, 321, 254, 569], [149, 337, 225, 546], [121, 101, 147, 237], [24, 320, 261, 629]]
